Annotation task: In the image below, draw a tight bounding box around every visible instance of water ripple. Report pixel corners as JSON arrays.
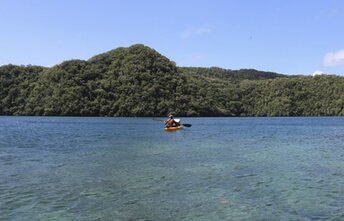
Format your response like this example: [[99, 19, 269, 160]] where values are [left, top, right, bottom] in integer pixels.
[[1, 116, 344, 220]]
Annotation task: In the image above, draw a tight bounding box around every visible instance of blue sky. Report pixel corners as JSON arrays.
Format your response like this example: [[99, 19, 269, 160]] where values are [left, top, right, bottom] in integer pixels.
[[0, 0, 343, 75]]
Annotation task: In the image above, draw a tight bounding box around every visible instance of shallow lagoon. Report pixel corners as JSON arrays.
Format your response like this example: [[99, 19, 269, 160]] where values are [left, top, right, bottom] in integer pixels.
[[1, 117, 344, 220]]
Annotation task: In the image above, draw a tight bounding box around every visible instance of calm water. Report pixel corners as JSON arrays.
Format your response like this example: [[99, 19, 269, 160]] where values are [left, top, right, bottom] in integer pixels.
[[1, 117, 344, 221]]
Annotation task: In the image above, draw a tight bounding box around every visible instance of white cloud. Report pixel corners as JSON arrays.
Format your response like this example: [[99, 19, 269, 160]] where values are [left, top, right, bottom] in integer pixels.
[[323, 49, 344, 66], [328, 7, 343, 17], [312, 70, 324, 76], [180, 25, 211, 40]]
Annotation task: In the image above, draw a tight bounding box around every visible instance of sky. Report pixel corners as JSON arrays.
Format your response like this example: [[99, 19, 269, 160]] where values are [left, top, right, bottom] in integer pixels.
[[0, 0, 344, 76]]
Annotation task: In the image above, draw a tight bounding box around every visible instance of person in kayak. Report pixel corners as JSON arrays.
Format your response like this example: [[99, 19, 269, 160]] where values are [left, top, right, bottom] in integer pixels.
[[164, 114, 180, 128]]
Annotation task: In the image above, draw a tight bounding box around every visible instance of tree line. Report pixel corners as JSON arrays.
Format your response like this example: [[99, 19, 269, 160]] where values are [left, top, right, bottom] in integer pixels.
[[1, 44, 343, 117]]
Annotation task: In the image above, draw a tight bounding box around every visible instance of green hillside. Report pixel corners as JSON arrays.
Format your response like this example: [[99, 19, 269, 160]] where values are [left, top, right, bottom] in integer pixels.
[[179, 67, 288, 81], [1, 44, 343, 116]]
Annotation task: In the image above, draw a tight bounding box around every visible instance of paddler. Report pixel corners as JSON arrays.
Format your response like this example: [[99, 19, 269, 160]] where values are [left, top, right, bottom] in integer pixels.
[[164, 114, 180, 128]]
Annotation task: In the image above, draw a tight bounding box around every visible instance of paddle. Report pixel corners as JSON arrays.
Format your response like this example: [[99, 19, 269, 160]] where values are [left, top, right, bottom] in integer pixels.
[[181, 123, 192, 127], [152, 118, 192, 127]]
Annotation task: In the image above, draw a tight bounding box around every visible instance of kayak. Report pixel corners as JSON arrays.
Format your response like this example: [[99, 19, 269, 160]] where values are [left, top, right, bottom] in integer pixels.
[[164, 125, 183, 131]]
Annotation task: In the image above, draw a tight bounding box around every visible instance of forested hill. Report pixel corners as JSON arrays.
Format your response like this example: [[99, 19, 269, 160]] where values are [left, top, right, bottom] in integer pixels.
[[1, 44, 343, 117], [179, 67, 288, 81]]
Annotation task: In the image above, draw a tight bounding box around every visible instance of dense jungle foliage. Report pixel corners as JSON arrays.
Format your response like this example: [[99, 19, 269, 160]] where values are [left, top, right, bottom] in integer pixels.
[[1, 44, 343, 116]]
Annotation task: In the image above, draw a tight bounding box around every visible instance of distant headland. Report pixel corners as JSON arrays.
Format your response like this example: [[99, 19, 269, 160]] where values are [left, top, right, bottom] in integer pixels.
[[1, 44, 343, 117]]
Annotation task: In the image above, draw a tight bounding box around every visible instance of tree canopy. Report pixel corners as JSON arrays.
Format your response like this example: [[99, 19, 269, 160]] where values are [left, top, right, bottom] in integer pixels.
[[1, 44, 343, 116]]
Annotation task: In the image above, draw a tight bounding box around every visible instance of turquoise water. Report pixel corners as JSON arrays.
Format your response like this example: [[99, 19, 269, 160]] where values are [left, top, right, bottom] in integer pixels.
[[1, 117, 344, 221]]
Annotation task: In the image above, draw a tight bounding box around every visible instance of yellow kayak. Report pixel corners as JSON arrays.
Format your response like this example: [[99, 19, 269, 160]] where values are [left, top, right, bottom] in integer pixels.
[[164, 125, 183, 131]]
